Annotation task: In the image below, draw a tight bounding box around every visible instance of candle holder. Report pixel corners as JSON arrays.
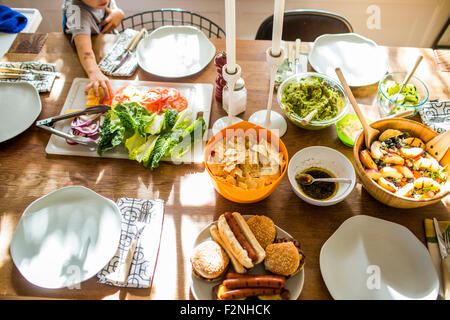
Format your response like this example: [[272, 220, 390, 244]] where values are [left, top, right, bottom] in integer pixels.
[[211, 63, 244, 135], [248, 47, 287, 137]]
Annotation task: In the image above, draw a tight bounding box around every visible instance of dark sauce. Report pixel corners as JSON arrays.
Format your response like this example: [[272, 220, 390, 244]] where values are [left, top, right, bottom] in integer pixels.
[[296, 167, 338, 201]]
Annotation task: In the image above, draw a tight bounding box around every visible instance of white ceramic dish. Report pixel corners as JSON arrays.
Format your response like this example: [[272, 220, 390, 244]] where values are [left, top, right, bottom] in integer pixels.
[[308, 33, 389, 87], [0, 82, 41, 143], [45, 78, 213, 163], [320, 215, 439, 300], [287, 146, 356, 206], [190, 215, 305, 300], [137, 25, 216, 78], [10, 186, 122, 289]]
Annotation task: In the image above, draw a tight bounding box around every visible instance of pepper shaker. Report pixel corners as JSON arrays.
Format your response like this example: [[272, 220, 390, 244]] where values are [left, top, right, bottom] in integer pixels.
[[214, 52, 227, 103]]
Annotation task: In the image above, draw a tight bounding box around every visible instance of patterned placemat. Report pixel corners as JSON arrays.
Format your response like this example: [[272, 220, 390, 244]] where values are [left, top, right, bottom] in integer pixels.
[[0, 61, 57, 93], [10, 33, 48, 54], [434, 50, 450, 72], [419, 100, 450, 133], [98, 28, 140, 77], [97, 198, 165, 288]]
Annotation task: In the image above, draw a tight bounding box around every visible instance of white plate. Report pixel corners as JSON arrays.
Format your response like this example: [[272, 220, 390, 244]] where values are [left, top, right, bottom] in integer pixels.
[[137, 25, 216, 78], [320, 215, 439, 300], [0, 82, 41, 142], [190, 215, 305, 300], [45, 78, 213, 163], [308, 33, 389, 87], [10, 186, 122, 289]]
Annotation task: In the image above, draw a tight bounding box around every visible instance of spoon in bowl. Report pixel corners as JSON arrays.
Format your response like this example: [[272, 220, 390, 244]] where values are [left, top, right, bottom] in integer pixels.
[[335, 67, 380, 148], [296, 173, 352, 185], [300, 109, 318, 126], [392, 55, 423, 103]]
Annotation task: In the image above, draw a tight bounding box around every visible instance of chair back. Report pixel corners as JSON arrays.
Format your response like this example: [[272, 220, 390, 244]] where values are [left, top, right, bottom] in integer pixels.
[[118, 8, 225, 38], [255, 10, 353, 42]]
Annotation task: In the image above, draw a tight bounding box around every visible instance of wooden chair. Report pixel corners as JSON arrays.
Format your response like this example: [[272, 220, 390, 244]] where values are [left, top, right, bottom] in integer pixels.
[[255, 9, 353, 42], [117, 8, 226, 38]]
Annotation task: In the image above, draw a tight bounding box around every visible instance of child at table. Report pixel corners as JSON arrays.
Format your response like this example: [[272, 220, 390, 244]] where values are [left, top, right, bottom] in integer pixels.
[[63, 0, 125, 100]]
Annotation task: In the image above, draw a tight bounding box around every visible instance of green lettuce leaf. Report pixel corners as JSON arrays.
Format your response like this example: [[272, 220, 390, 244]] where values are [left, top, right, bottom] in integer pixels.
[[169, 117, 206, 159], [129, 134, 159, 163], [97, 111, 125, 155], [145, 132, 172, 170]]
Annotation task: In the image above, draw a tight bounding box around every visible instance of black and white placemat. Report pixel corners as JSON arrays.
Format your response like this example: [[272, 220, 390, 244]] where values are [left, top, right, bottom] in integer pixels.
[[97, 197, 164, 288]]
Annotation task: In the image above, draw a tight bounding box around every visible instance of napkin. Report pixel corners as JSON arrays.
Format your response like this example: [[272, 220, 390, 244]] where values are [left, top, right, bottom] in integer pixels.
[[419, 100, 450, 133], [434, 50, 450, 72], [424, 218, 450, 300], [0, 5, 27, 34], [98, 28, 140, 77], [0, 61, 58, 93], [97, 197, 164, 288]]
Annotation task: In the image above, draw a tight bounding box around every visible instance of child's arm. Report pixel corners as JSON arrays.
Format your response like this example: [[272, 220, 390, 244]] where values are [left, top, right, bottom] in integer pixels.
[[73, 34, 112, 99]]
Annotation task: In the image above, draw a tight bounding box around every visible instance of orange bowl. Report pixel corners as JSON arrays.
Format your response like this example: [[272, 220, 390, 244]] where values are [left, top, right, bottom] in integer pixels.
[[204, 121, 289, 203]]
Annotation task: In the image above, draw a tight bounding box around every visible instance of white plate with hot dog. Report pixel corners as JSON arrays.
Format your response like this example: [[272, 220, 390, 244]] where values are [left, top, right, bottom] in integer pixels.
[[190, 214, 305, 300]]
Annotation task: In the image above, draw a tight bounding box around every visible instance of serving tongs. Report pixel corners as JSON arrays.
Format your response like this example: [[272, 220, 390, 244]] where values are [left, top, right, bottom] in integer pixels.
[[36, 104, 110, 148]]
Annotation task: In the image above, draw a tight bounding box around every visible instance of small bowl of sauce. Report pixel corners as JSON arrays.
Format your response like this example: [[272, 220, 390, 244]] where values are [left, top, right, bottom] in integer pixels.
[[295, 168, 338, 201], [287, 146, 356, 206]]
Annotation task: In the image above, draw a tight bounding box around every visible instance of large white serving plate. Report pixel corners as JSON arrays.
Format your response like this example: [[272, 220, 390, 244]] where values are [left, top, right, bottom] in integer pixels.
[[45, 78, 213, 163], [137, 25, 216, 78], [320, 215, 439, 300], [308, 33, 389, 87], [10, 186, 122, 289], [0, 82, 41, 143], [191, 215, 305, 300]]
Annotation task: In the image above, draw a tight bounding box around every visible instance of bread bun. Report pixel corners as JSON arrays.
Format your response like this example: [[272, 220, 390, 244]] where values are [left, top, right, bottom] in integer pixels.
[[210, 225, 246, 274], [217, 212, 265, 269], [191, 240, 229, 281], [246, 215, 276, 249], [264, 242, 300, 277]]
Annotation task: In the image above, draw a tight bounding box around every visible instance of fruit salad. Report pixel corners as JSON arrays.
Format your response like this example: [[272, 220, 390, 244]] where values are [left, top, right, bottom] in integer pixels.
[[359, 129, 448, 199]]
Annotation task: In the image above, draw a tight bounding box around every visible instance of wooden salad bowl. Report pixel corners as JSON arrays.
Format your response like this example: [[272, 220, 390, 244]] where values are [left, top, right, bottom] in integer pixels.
[[353, 118, 450, 209]]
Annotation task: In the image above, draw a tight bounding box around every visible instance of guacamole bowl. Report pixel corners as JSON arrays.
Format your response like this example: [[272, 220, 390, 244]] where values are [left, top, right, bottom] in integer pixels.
[[277, 72, 349, 130]]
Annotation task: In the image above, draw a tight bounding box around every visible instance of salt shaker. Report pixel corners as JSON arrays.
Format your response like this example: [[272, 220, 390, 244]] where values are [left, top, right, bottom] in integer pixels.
[[223, 77, 247, 116]]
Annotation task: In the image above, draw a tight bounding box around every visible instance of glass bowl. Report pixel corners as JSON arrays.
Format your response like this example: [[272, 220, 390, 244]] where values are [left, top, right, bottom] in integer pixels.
[[277, 72, 349, 130], [376, 72, 429, 118]]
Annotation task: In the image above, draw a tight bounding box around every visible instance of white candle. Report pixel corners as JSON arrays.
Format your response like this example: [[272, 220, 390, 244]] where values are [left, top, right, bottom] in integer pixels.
[[225, 0, 237, 73], [271, 0, 285, 56]]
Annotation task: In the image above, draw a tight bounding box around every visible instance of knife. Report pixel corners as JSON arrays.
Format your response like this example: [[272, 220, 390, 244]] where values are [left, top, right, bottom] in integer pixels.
[[433, 218, 449, 300], [112, 28, 147, 73]]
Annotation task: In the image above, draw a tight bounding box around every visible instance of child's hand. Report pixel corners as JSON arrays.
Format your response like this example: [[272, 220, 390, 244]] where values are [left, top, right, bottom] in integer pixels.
[[85, 69, 113, 100], [100, 7, 125, 34]]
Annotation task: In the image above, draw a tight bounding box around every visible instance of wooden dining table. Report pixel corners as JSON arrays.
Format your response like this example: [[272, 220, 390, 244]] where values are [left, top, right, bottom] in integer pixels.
[[0, 33, 449, 300]]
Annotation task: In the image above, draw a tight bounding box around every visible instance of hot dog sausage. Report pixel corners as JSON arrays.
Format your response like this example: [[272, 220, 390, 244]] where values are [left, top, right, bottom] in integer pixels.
[[223, 276, 286, 289], [220, 288, 282, 300], [226, 272, 286, 281], [224, 212, 258, 262]]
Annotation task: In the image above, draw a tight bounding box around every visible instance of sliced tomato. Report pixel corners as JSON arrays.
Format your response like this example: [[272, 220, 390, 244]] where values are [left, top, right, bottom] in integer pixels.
[[167, 95, 188, 112], [165, 88, 180, 103], [141, 90, 162, 113], [111, 85, 145, 106]]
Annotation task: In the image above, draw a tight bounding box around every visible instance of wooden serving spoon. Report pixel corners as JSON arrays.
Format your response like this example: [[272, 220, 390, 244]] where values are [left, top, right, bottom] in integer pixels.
[[300, 109, 318, 126], [392, 55, 423, 103], [426, 129, 450, 162], [335, 67, 380, 148]]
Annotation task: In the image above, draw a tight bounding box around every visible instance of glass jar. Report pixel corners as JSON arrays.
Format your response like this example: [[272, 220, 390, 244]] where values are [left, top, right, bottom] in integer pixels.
[[222, 78, 247, 116]]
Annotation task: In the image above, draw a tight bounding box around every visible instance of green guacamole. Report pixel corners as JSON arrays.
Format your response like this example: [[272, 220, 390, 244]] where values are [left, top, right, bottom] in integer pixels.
[[281, 77, 343, 121]]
